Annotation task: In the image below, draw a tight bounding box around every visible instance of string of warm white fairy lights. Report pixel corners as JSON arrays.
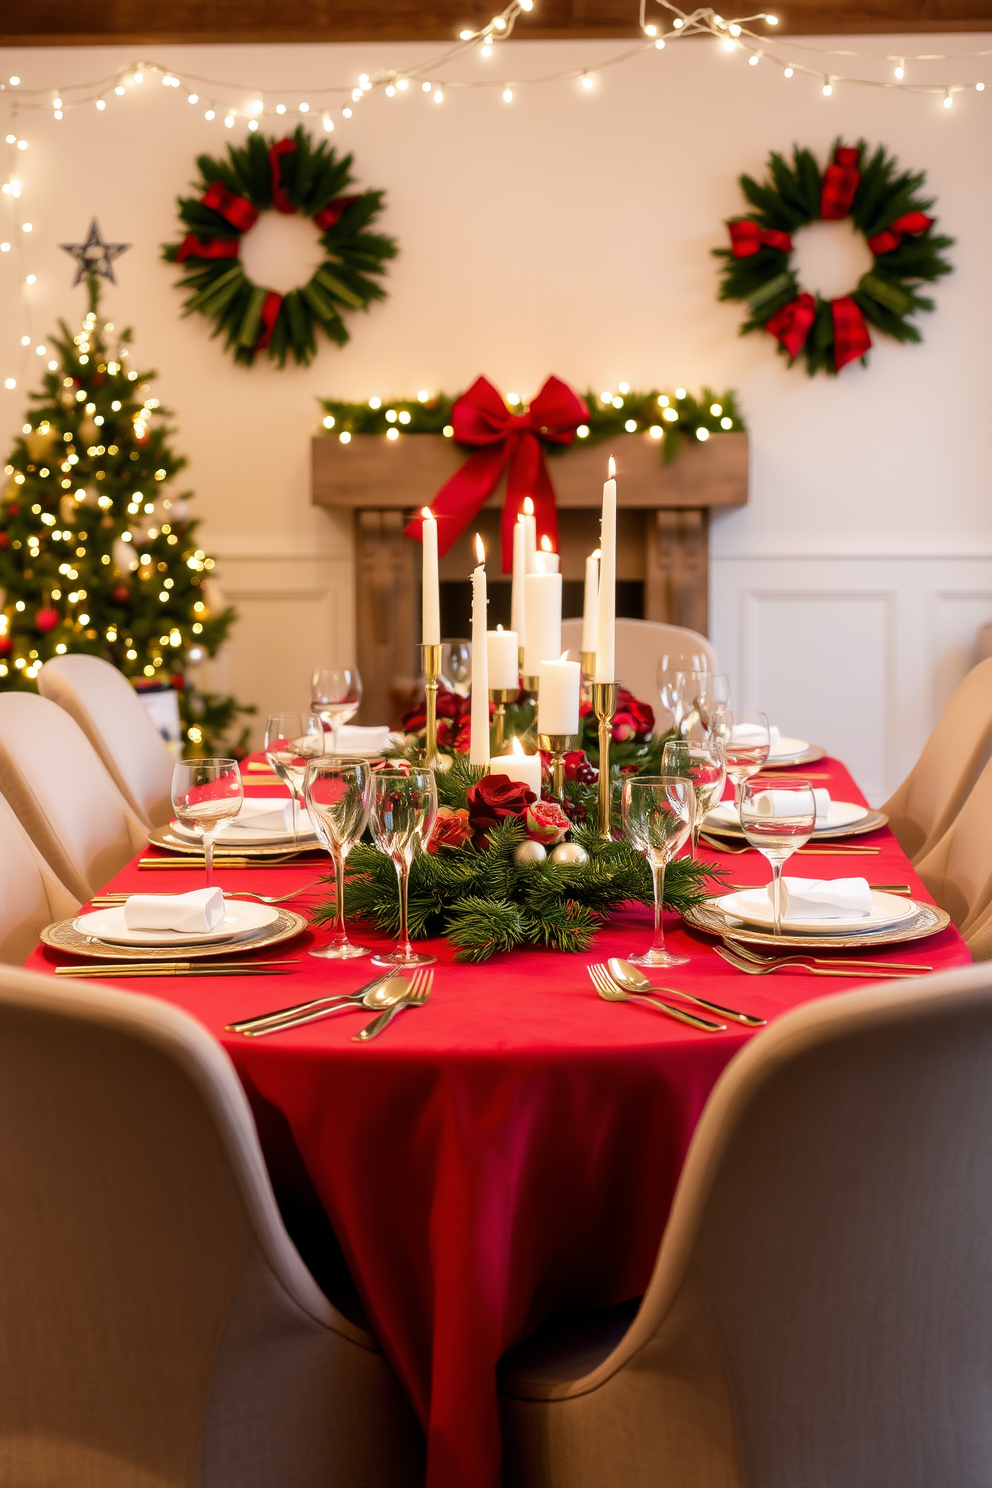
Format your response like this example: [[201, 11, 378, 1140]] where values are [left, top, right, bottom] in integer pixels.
[[1, 0, 989, 389]]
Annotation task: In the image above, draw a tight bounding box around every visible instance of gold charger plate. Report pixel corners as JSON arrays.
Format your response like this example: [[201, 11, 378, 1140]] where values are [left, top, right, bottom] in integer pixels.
[[147, 826, 324, 860], [766, 744, 828, 767], [685, 898, 950, 950], [702, 807, 888, 843], [40, 908, 308, 961]]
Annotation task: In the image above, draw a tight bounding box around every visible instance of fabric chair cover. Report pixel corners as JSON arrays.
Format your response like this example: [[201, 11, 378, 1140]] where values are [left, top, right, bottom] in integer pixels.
[[0, 692, 148, 901], [39, 654, 175, 827], [915, 751, 992, 953], [500, 962, 992, 1488], [0, 964, 425, 1488], [882, 656, 992, 864], [0, 792, 78, 965], [560, 619, 716, 734]]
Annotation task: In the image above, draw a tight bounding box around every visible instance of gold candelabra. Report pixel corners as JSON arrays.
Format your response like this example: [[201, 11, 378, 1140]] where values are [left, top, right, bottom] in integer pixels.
[[420, 643, 442, 768], [592, 681, 618, 837], [490, 688, 518, 756], [537, 733, 576, 802]]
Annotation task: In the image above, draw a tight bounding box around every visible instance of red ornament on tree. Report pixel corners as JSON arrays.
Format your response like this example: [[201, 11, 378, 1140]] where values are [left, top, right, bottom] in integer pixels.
[[6, 505, 20, 518], [0, 533, 9, 549], [35, 608, 60, 633], [111, 585, 131, 604], [0, 637, 11, 656]]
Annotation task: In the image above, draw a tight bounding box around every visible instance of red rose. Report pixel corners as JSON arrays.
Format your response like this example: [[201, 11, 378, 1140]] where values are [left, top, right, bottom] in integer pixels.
[[402, 685, 470, 736], [466, 774, 536, 846], [524, 799, 570, 845], [611, 709, 639, 742], [564, 748, 597, 783], [427, 806, 472, 853], [616, 685, 654, 739]]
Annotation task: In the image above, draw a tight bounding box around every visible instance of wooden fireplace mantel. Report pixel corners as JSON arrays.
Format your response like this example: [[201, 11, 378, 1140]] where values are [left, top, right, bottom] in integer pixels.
[[311, 430, 748, 724]]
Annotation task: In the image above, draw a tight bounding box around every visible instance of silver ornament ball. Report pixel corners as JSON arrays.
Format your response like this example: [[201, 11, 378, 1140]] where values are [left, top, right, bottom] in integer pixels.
[[514, 840, 547, 866], [550, 842, 589, 866]]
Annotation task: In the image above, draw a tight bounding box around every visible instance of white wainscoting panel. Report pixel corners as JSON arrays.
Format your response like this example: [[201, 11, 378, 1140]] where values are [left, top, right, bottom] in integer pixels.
[[711, 555, 992, 805]]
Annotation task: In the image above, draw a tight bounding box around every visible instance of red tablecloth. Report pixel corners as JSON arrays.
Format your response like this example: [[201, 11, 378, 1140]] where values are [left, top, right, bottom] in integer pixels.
[[26, 754, 971, 1488]]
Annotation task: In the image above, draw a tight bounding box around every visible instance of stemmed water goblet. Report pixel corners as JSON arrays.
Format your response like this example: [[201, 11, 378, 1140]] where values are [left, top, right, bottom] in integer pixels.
[[621, 775, 695, 968], [304, 758, 372, 960], [440, 641, 472, 697], [724, 710, 771, 814], [368, 769, 438, 968], [662, 734, 726, 859], [264, 713, 325, 844], [171, 758, 244, 888], [740, 776, 817, 935], [311, 668, 363, 753]]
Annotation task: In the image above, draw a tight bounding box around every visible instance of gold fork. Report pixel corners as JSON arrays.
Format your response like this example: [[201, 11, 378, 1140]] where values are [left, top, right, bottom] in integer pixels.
[[91, 883, 323, 907], [587, 964, 725, 1031], [725, 941, 933, 973], [714, 945, 924, 979], [353, 968, 432, 1042]]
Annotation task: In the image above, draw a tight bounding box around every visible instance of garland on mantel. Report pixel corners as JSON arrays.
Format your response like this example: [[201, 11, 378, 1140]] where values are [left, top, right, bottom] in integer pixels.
[[318, 386, 746, 464]]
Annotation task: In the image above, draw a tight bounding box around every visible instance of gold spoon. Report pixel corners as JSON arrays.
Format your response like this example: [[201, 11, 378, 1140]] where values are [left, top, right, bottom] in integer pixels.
[[233, 976, 411, 1036], [607, 957, 766, 1027]]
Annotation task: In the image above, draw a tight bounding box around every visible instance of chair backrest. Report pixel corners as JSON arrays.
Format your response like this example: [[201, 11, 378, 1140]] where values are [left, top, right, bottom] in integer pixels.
[[0, 792, 78, 965], [915, 751, 992, 942], [585, 964, 992, 1487], [561, 618, 716, 731], [39, 654, 175, 827], [0, 964, 422, 1488], [0, 692, 148, 901], [883, 656, 992, 863]]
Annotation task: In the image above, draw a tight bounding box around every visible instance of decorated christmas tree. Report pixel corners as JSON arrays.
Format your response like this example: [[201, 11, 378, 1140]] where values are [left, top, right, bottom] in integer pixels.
[[0, 252, 252, 755]]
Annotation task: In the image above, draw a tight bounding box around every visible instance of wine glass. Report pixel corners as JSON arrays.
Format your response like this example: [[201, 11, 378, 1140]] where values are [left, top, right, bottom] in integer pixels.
[[692, 672, 732, 738], [368, 769, 438, 968], [440, 640, 472, 697], [740, 776, 817, 935], [171, 758, 243, 888], [264, 713, 324, 843], [656, 658, 691, 734], [725, 710, 771, 815], [621, 775, 695, 968], [662, 735, 726, 858], [311, 668, 362, 753], [304, 758, 372, 960]]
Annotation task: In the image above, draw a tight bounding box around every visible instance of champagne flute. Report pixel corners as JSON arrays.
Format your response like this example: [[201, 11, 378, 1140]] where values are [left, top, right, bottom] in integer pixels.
[[621, 775, 695, 968], [740, 776, 817, 935], [171, 758, 243, 888], [368, 769, 438, 968], [725, 710, 771, 815], [311, 668, 362, 753], [662, 735, 726, 858], [264, 713, 324, 844], [304, 759, 372, 960]]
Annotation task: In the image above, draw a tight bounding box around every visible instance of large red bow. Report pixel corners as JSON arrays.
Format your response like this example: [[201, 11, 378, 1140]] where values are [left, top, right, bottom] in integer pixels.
[[765, 294, 816, 359], [176, 235, 240, 263], [820, 145, 861, 221], [765, 291, 871, 371], [867, 210, 934, 256], [728, 220, 794, 257], [405, 376, 589, 572]]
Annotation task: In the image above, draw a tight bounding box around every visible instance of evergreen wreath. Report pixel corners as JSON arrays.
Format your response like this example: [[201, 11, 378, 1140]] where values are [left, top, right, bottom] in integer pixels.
[[714, 139, 953, 376], [162, 127, 396, 367]]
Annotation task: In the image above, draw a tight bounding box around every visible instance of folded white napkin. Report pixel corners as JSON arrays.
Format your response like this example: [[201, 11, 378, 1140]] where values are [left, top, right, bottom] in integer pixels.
[[333, 724, 391, 754], [769, 876, 873, 922], [226, 798, 295, 833], [752, 787, 831, 822], [124, 887, 226, 934], [731, 723, 781, 753]]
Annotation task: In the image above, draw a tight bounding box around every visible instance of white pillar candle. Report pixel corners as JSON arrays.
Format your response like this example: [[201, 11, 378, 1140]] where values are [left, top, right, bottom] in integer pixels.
[[421, 506, 440, 646], [595, 457, 617, 683], [489, 736, 542, 796], [469, 535, 490, 766], [537, 653, 580, 736], [487, 625, 518, 691], [582, 549, 600, 656], [539, 535, 560, 574], [522, 496, 538, 573], [523, 561, 562, 678], [511, 516, 527, 647]]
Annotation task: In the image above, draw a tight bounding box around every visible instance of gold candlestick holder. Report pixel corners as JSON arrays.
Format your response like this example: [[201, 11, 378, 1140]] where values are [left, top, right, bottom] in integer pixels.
[[521, 674, 540, 697], [581, 651, 596, 681], [592, 681, 618, 838], [490, 688, 518, 755], [538, 733, 576, 802], [420, 643, 443, 769]]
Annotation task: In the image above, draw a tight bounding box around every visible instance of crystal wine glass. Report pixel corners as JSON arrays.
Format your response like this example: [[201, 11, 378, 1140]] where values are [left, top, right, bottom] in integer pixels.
[[368, 769, 438, 968], [656, 657, 692, 734], [171, 758, 243, 888], [725, 710, 771, 815], [740, 776, 817, 935], [304, 758, 372, 960], [264, 713, 324, 844], [440, 640, 472, 697], [693, 672, 732, 739], [621, 774, 695, 968], [311, 668, 362, 754], [662, 735, 726, 859]]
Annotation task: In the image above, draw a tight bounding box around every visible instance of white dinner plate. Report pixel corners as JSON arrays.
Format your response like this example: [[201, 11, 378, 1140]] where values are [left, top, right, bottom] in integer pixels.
[[768, 735, 810, 761], [74, 900, 280, 948], [706, 799, 869, 834], [713, 888, 917, 936], [170, 810, 318, 848]]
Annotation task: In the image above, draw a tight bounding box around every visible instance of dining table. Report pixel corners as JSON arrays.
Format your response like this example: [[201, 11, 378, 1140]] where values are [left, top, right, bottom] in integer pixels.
[[24, 750, 972, 1488]]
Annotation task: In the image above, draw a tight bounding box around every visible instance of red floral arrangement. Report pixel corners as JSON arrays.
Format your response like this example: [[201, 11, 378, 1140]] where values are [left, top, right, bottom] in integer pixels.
[[402, 685, 495, 755], [578, 684, 654, 745]]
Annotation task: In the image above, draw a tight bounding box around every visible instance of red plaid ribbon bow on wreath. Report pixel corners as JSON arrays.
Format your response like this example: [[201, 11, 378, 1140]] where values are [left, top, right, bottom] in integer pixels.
[[716, 141, 953, 376]]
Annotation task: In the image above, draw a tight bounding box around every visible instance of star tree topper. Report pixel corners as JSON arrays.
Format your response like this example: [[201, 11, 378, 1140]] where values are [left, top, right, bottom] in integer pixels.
[[60, 218, 130, 285]]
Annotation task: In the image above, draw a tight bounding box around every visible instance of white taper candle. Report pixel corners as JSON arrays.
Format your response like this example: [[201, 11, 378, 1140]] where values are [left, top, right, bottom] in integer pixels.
[[523, 559, 562, 678], [470, 534, 490, 766], [582, 548, 600, 656], [421, 506, 440, 646], [511, 516, 527, 646], [595, 457, 616, 683]]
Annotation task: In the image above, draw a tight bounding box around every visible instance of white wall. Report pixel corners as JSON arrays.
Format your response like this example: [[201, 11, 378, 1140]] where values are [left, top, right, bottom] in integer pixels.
[[1, 36, 990, 793]]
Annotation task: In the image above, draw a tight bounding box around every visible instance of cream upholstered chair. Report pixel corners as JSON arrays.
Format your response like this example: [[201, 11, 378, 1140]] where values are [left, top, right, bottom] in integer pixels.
[[0, 792, 78, 965], [915, 752, 992, 958], [0, 692, 147, 901], [39, 653, 175, 827], [882, 656, 992, 864], [0, 963, 425, 1487], [561, 618, 716, 732], [500, 962, 992, 1488]]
